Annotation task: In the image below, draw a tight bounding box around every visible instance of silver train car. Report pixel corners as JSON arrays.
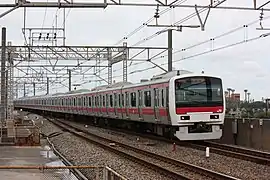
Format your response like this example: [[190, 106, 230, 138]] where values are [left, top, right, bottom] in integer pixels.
[[14, 70, 226, 140]]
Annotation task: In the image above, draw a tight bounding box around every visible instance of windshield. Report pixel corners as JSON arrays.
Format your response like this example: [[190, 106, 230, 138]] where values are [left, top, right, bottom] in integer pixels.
[[175, 76, 223, 108]]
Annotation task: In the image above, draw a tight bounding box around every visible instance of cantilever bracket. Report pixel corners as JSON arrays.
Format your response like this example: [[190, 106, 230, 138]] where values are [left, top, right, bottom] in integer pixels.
[[0, 4, 21, 19], [147, 59, 168, 73], [195, 4, 211, 31]]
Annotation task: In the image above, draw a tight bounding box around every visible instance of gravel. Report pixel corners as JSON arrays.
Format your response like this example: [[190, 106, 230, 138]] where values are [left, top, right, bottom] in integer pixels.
[[39, 117, 173, 180], [65, 119, 270, 180], [22, 109, 270, 180]]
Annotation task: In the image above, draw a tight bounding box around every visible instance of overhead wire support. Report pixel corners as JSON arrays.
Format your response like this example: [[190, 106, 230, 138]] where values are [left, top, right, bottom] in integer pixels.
[[132, 0, 227, 47], [0, 1, 269, 11], [108, 14, 270, 78], [195, 4, 211, 31], [0, 3, 21, 19]]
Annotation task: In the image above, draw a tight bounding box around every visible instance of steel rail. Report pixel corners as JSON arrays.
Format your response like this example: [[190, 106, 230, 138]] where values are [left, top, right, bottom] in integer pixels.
[[191, 141, 270, 166], [64, 118, 270, 166], [48, 118, 239, 180]]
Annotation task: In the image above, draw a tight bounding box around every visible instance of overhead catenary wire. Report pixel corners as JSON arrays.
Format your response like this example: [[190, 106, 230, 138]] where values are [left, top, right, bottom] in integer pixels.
[[131, 0, 227, 47], [41, 0, 49, 32], [89, 17, 270, 82], [116, 32, 270, 78], [77, 0, 188, 78], [47, 28, 270, 92], [77, 0, 226, 84], [114, 0, 188, 46], [107, 14, 270, 75], [44, 0, 216, 87]]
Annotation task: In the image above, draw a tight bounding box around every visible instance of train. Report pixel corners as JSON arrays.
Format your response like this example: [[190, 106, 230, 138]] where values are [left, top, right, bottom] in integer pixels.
[[14, 70, 226, 141]]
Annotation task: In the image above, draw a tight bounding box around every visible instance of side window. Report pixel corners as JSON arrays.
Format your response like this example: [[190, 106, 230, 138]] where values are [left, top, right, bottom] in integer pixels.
[[154, 88, 159, 107], [114, 93, 117, 107], [110, 94, 113, 107], [161, 89, 164, 107], [130, 92, 136, 107], [83, 97, 86, 107], [122, 93, 124, 107], [100, 95, 102, 107], [103, 95, 106, 107], [144, 90, 151, 107], [138, 90, 142, 106], [118, 94, 121, 107], [89, 97, 92, 107], [125, 92, 129, 107], [166, 87, 169, 107]]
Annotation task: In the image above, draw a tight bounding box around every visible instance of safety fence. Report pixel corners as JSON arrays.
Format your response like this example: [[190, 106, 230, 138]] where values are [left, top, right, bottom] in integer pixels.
[[44, 138, 128, 180], [0, 165, 128, 180]]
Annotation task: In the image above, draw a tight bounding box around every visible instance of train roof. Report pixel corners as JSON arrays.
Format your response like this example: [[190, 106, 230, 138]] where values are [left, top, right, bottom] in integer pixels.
[[15, 70, 221, 100]]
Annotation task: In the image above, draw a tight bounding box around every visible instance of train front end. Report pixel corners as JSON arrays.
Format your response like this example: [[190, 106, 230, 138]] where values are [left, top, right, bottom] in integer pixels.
[[169, 74, 225, 141]]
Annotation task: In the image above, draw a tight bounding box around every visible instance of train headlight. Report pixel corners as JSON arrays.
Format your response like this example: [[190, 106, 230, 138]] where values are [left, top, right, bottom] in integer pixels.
[[180, 116, 190, 120], [210, 115, 219, 119]]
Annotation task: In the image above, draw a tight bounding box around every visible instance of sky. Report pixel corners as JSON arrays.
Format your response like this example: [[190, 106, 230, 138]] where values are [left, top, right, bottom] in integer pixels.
[[0, 0, 270, 101]]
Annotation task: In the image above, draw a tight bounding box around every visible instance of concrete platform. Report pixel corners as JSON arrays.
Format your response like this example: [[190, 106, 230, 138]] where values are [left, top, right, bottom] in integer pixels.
[[0, 143, 79, 180]]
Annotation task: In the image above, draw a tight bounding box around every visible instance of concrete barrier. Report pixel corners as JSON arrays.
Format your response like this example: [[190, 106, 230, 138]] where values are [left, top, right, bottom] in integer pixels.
[[219, 118, 270, 152]]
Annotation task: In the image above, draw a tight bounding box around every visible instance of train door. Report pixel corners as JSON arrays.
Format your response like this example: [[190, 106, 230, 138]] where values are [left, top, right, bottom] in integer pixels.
[[125, 91, 130, 119], [120, 90, 124, 119], [154, 88, 160, 121], [114, 93, 117, 116], [138, 90, 143, 120]]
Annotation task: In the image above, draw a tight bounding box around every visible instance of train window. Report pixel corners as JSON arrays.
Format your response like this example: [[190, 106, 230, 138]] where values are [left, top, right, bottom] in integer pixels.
[[124, 92, 128, 107], [62, 99, 64, 106], [73, 98, 76, 106], [161, 89, 164, 107], [138, 90, 142, 106], [106, 94, 109, 107], [100, 95, 102, 107], [130, 92, 136, 107], [89, 97, 92, 107], [144, 90, 151, 107], [103, 95, 105, 107], [154, 89, 159, 107], [114, 93, 117, 107], [166, 87, 169, 107], [118, 94, 121, 107], [122, 94, 124, 107], [109, 95, 113, 107]]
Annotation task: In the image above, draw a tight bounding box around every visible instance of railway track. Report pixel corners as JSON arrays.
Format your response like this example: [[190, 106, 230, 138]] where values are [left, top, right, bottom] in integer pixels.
[[46, 118, 239, 180], [190, 141, 270, 166], [81, 121, 270, 166]]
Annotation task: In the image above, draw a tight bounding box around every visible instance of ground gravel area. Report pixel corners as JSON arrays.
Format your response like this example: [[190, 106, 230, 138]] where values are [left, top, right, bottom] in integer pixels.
[[40, 117, 174, 180], [66, 120, 270, 180]]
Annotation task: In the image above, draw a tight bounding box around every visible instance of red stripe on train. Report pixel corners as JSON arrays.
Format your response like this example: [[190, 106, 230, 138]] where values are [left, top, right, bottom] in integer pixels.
[[176, 106, 223, 114]]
